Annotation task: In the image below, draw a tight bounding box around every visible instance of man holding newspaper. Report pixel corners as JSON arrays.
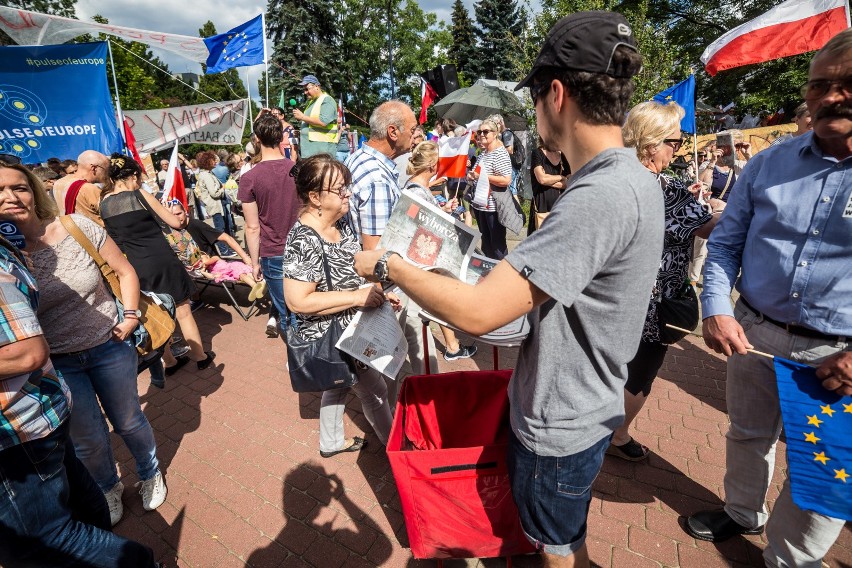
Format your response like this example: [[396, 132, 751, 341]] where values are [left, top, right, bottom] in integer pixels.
[[355, 12, 663, 567]]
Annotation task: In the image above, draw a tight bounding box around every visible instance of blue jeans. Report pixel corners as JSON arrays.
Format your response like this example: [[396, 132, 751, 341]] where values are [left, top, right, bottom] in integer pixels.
[[0, 420, 155, 567], [52, 340, 159, 493], [507, 431, 610, 556], [260, 256, 295, 328], [211, 213, 236, 256]]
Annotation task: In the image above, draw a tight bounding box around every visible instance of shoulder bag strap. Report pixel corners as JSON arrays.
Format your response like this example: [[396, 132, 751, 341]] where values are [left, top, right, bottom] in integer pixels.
[[717, 168, 734, 200], [301, 225, 335, 291], [58, 215, 123, 301]]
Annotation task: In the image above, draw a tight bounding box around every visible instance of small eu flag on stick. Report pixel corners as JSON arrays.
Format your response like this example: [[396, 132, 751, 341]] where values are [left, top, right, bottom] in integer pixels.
[[775, 357, 852, 520], [203, 15, 265, 74]]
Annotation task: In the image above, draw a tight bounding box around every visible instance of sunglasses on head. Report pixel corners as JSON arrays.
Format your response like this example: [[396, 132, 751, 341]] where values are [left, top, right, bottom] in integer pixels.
[[0, 153, 22, 165]]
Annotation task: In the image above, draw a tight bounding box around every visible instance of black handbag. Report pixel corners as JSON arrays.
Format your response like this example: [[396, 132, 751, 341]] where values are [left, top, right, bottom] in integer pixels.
[[657, 280, 700, 345], [283, 227, 359, 393]]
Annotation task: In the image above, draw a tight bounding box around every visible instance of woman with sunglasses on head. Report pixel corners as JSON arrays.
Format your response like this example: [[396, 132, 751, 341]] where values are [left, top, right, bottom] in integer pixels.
[[609, 101, 725, 462], [282, 155, 397, 458], [99, 154, 214, 376], [0, 160, 168, 527], [468, 118, 513, 259]]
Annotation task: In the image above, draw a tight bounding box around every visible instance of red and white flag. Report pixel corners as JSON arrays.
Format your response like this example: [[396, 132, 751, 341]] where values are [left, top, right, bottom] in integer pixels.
[[420, 80, 438, 125], [122, 118, 143, 168], [701, 0, 850, 76], [160, 144, 187, 209], [435, 132, 471, 180]]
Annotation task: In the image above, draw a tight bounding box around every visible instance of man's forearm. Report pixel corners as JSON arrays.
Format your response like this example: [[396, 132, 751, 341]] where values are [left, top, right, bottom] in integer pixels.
[[246, 227, 261, 266]]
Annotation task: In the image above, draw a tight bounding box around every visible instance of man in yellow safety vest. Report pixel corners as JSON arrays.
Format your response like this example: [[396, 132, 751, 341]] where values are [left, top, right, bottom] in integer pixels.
[[292, 74, 339, 159]]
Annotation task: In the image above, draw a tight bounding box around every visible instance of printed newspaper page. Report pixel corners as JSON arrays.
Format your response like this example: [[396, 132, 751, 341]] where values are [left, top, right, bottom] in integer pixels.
[[336, 298, 408, 380], [378, 191, 479, 278], [421, 253, 531, 347]]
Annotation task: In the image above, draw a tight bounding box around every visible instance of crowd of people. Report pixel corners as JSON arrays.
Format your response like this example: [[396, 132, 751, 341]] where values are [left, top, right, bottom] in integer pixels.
[[0, 11, 849, 568]]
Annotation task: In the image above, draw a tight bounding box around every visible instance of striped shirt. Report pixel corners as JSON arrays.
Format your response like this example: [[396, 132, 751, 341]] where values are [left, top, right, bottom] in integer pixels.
[[0, 244, 71, 451], [345, 144, 400, 243], [472, 146, 513, 212]]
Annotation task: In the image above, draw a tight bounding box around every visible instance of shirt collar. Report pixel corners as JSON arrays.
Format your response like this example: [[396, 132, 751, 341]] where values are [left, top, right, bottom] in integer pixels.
[[797, 130, 850, 163], [361, 144, 399, 178]]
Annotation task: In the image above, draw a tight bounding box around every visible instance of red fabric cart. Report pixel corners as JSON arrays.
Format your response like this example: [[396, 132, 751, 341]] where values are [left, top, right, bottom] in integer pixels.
[[387, 369, 536, 560]]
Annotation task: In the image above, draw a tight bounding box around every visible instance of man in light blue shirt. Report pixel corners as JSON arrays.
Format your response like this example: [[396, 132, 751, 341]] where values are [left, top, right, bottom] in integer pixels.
[[686, 29, 852, 568]]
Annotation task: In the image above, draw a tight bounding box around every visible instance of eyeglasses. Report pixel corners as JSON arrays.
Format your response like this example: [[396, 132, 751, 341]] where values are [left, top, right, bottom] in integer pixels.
[[477, 130, 493, 137], [327, 185, 352, 198], [662, 138, 684, 152], [800, 77, 852, 100], [0, 154, 22, 165]]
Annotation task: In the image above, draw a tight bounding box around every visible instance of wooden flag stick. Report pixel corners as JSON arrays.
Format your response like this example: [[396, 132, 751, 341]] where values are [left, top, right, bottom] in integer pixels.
[[664, 324, 775, 360]]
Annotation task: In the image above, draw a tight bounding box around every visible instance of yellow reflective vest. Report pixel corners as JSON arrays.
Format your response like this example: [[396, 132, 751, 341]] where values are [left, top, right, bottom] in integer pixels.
[[305, 93, 339, 143]]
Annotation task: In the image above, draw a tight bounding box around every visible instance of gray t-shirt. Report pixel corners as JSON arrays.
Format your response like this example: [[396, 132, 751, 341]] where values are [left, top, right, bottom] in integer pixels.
[[505, 148, 664, 456]]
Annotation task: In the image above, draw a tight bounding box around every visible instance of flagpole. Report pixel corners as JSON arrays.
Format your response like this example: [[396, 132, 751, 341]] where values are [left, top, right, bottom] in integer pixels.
[[106, 40, 127, 154], [845, 0, 851, 27], [261, 12, 269, 107], [245, 67, 253, 125]]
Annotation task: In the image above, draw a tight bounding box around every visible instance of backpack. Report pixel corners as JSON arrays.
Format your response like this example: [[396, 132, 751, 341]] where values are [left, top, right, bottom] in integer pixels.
[[508, 130, 525, 169]]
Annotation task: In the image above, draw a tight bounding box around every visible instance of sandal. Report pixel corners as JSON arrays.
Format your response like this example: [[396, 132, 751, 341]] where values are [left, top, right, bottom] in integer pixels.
[[606, 437, 650, 462], [320, 436, 366, 458]]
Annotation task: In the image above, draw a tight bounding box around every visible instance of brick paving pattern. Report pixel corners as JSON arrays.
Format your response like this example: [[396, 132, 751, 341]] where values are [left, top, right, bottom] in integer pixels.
[[112, 287, 852, 567]]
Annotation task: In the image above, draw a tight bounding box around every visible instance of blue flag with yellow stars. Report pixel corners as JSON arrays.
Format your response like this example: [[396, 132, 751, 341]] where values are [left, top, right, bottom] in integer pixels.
[[203, 15, 264, 74], [652, 75, 696, 134], [775, 357, 852, 520]]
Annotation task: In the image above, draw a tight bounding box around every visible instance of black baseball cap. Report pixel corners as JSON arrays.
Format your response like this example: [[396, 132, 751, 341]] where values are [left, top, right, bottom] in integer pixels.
[[516, 11, 639, 90]]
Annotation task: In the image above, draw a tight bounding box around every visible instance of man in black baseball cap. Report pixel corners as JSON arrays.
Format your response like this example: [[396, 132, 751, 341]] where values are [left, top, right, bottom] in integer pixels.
[[353, 11, 664, 567]]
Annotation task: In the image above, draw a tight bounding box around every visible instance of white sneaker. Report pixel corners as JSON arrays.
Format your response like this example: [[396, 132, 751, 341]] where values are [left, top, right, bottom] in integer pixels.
[[104, 481, 124, 527], [265, 316, 279, 338], [137, 470, 167, 511]]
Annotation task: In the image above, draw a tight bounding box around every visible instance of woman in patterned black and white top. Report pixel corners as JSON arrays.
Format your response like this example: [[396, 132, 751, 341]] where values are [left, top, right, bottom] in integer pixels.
[[282, 155, 397, 459], [609, 101, 726, 462]]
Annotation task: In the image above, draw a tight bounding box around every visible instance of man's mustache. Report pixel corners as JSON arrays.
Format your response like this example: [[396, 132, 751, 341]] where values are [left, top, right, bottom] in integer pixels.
[[814, 104, 852, 120]]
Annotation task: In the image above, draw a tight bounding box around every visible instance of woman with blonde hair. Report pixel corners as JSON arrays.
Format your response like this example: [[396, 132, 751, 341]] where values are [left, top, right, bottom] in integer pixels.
[[404, 142, 477, 361], [607, 101, 725, 461], [468, 118, 513, 259]]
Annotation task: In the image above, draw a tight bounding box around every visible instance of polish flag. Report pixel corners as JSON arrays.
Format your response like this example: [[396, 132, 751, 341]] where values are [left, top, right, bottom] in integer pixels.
[[435, 132, 471, 180], [122, 118, 143, 167], [160, 144, 187, 209], [701, 0, 850, 76], [420, 79, 438, 125]]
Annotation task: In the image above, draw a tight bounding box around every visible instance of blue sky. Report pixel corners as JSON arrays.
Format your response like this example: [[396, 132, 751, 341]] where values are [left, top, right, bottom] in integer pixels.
[[75, 0, 512, 102]]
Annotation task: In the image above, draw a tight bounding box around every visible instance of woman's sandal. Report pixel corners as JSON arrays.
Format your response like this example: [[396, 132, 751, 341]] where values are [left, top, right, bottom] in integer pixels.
[[320, 436, 366, 458], [606, 437, 650, 462]]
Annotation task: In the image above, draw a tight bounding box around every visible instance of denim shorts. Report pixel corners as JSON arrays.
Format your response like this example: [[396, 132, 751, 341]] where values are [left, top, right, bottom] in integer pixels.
[[507, 430, 610, 556]]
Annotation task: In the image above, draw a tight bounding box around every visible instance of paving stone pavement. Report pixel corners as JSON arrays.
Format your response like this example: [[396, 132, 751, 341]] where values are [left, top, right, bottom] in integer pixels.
[[112, 286, 852, 567]]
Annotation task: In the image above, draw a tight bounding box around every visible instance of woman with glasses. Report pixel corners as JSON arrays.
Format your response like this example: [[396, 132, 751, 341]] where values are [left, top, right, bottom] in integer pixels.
[[0, 160, 167, 527], [468, 118, 513, 259], [609, 101, 724, 462], [282, 155, 396, 458], [100, 154, 215, 376]]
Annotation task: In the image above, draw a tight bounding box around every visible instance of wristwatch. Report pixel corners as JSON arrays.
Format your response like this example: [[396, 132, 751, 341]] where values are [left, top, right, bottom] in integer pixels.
[[373, 251, 400, 282], [124, 309, 142, 318]]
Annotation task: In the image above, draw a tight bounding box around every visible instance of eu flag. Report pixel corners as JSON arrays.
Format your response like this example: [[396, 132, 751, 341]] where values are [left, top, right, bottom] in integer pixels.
[[775, 357, 852, 520], [652, 75, 696, 134], [203, 15, 265, 74]]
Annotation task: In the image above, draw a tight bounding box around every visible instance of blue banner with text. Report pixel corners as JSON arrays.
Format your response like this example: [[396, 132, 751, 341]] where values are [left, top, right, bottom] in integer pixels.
[[0, 42, 122, 163]]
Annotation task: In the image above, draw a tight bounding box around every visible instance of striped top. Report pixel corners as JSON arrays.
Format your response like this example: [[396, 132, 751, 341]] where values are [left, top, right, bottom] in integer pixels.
[[345, 144, 401, 240], [0, 243, 71, 451]]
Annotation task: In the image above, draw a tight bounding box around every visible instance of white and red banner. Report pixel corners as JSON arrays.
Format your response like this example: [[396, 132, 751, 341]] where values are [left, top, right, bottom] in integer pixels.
[[420, 80, 438, 125], [160, 144, 187, 209], [0, 6, 209, 63], [435, 133, 471, 180], [123, 100, 247, 153], [701, 0, 850, 76]]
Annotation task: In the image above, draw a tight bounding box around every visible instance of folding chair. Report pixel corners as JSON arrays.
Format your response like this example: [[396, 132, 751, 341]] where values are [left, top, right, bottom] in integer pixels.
[[192, 274, 261, 321]]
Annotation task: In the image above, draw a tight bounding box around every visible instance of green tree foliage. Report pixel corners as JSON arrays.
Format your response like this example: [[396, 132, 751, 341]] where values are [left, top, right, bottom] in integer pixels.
[[468, 0, 526, 81], [0, 0, 77, 46], [265, 0, 450, 126], [449, 0, 477, 78]]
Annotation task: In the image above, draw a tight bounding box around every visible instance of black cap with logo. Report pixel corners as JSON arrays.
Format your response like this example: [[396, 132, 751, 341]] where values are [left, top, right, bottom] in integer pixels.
[[516, 11, 640, 90]]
